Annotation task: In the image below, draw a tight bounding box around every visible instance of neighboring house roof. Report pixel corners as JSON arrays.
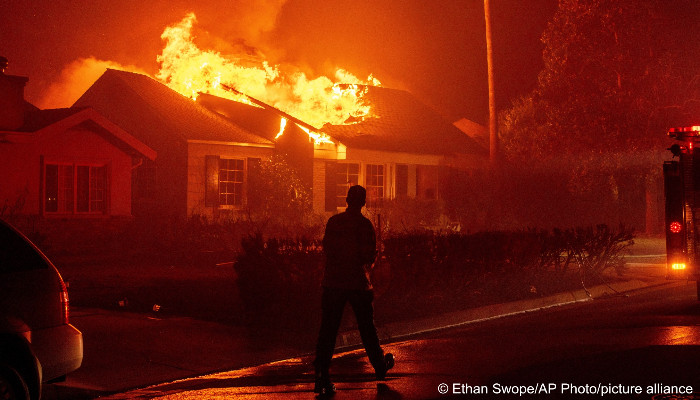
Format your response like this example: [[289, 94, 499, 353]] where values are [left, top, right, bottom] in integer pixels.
[[73, 69, 272, 148], [18, 107, 85, 132], [322, 86, 487, 156], [453, 117, 489, 150], [1, 107, 156, 160]]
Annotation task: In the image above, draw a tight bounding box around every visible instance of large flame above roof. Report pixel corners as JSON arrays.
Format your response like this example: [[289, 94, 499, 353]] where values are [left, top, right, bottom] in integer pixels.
[[156, 13, 380, 130]]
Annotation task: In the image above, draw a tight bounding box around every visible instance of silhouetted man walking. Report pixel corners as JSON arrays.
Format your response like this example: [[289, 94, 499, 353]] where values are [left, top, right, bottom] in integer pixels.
[[314, 185, 394, 395]]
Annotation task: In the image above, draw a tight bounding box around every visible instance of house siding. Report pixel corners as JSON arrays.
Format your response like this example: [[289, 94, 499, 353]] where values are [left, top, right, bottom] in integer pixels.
[[312, 159, 327, 213], [132, 139, 188, 221], [0, 125, 134, 217]]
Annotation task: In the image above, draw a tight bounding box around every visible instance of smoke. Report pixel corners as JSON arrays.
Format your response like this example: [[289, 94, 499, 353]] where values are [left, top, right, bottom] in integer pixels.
[[35, 0, 289, 110], [36, 57, 148, 109]]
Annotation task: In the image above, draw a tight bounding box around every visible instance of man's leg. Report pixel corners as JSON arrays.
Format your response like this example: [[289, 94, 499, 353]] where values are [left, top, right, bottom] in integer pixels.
[[348, 290, 391, 378], [314, 288, 346, 391]]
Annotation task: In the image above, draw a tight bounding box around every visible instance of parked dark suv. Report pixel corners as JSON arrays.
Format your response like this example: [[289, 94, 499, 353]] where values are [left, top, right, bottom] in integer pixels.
[[0, 219, 83, 400]]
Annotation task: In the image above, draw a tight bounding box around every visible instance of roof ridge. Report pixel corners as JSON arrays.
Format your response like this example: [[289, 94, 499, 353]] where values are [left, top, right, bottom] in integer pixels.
[[104, 69, 271, 145]]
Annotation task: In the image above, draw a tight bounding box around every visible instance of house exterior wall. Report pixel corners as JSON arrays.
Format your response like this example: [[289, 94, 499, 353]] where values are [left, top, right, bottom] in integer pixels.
[[312, 159, 327, 212], [131, 136, 187, 220], [312, 147, 457, 214], [0, 134, 39, 214], [186, 141, 274, 219], [0, 124, 134, 217]]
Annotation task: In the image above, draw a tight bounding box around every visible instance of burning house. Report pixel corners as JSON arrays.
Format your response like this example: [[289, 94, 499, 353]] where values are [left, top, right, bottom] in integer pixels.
[[73, 69, 275, 220], [74, 68, 487, 221], [0, 61, 155, 221], [191, 84, 489, 216]]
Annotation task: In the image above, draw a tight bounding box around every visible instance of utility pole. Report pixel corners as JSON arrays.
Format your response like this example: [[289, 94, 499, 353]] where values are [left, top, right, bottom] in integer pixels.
[[484, 0, 498, 165]]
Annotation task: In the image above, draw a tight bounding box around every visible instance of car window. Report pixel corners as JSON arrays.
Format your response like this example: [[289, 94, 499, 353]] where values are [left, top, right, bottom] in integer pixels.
[[0, 223, 49, 273]]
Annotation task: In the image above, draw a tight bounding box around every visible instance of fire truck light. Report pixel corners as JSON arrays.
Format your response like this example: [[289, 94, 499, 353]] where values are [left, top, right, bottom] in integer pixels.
[[671, 263, 687, 270], [669, 126, 700, 133], [670, 221, 682, 233]]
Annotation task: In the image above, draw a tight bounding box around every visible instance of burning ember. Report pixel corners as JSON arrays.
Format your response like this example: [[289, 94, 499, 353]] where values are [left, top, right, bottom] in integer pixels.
[[156, 13, 381, 130]]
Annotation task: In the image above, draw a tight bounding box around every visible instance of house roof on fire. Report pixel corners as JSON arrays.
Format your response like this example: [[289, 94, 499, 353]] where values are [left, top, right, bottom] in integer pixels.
[[322, 86, 486, 156], [73, 69, 272, 148], [196, 93, 311, 142]]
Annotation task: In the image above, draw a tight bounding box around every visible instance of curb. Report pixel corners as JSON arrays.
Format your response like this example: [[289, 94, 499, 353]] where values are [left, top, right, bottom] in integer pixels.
[[337, 278, 672, 350]]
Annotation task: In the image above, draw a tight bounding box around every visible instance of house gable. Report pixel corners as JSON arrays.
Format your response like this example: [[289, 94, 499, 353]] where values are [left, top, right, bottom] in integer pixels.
[[74, 69, 272, 147], [0, 107, 155, 218]]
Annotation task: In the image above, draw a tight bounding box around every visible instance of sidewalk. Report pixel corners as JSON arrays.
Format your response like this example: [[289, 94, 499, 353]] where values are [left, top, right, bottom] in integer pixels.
[[44, 263, 670, 400]]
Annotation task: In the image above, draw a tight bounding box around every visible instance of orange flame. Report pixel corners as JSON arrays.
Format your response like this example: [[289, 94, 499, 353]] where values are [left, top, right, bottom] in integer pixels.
[[156, 13, 380, 130], [275, 117, 287, 140]]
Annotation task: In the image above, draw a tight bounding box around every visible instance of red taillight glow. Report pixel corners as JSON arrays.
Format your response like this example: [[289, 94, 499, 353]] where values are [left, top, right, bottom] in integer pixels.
[[670, 221, 682, 233], [60, 279, 70, 324]]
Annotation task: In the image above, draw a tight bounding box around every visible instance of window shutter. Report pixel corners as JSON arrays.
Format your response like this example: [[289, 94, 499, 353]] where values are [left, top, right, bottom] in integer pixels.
[[247, 157, 261, 206], [396, 164, 408, 198], [325, 161, 337, 212], [205, 155, 220, 207]]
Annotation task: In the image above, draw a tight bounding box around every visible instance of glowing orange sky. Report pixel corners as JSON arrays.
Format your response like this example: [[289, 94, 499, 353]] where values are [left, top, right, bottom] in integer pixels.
[[1, 0, 557, 124]]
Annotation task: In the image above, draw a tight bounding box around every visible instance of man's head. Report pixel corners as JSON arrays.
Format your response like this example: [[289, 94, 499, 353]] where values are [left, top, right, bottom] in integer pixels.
[[346, 185, 366, 208]]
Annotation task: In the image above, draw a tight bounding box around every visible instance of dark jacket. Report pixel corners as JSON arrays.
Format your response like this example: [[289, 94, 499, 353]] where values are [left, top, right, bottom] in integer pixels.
[[322, 207, 377, 290]]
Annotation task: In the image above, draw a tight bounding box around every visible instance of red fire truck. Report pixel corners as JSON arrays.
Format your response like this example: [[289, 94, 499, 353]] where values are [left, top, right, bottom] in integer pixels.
[[664, 125, 700, 300]]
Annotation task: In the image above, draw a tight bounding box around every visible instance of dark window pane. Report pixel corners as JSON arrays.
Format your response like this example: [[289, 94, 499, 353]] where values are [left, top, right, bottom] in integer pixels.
[[90, 166, 106, 212], [77, 166, 90, 212], [60, 165, 74, 212], [45, 164, 58, 212]]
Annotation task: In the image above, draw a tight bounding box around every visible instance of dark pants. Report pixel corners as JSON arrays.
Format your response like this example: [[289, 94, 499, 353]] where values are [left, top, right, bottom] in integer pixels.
[[314, 287, 384, 375]]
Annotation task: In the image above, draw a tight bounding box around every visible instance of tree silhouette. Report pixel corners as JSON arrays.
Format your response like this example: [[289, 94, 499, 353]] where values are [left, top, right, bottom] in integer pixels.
[[501, 0, 700, 161]]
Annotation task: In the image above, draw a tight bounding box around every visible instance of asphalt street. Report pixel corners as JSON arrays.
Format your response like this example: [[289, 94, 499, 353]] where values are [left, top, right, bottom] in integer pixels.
[[97, 278, 700, 400]]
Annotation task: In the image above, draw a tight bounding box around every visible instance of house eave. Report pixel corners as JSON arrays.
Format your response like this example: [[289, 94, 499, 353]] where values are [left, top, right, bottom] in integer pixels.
[[187, 139, 275, 149]]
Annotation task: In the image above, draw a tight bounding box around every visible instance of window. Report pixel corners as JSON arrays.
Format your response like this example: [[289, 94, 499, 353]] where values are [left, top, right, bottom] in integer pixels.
[[219, 158, 245, 206], [45, 163, 107, 214], [366, 164, 384, 208], [335, 163, 359, 207]]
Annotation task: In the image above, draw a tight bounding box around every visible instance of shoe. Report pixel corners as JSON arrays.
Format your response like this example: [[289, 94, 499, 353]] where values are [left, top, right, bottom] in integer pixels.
[[314, 368, 336, 396], [375, 353, 395, 380], [314, 378, 336, 395]]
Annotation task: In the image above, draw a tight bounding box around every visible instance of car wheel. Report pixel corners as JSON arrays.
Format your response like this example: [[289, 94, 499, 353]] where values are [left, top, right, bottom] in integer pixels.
[[0, 365, 30, 400]]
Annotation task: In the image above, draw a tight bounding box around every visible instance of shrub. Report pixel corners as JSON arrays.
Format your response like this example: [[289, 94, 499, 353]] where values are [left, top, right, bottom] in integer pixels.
[[234, 233, 324, 329], [233, 224, 635, 329]]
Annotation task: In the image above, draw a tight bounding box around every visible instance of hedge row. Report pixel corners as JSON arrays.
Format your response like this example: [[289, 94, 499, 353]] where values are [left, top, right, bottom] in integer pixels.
[[234, 225, 634, 328]]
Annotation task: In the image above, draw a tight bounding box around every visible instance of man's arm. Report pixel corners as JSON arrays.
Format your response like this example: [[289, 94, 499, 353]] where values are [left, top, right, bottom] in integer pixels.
[[360, 219, 377, 265]]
